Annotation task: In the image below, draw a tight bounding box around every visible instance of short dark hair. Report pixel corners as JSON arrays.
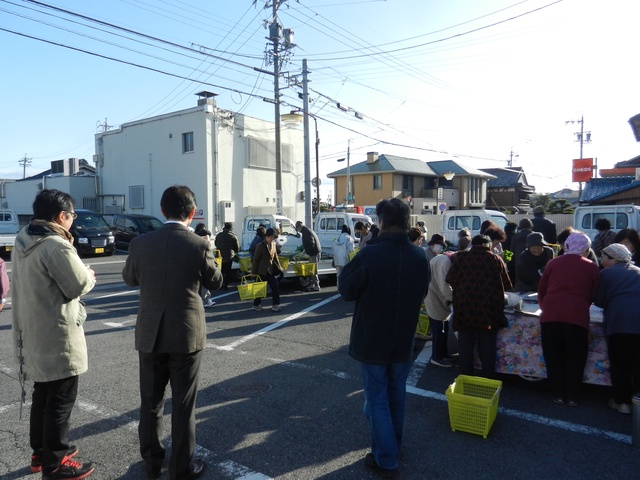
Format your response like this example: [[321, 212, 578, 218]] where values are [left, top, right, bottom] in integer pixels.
[[354, 221, 367, 232], [518, 218, 533, 230], [471, 234, 491, 246], [160, 185, 197, 221], [32, 189, 75, 221], [614, 228, 640, 252], [341, 224, 351, 235], [256, 226, 266, 238], [557, 226, 575, 245], [376, 198, 410, 231], [595, 218, 611, 231], [408, 227, 422, 243], [484, 226, 506, 242], [265, 227, 277, 237]]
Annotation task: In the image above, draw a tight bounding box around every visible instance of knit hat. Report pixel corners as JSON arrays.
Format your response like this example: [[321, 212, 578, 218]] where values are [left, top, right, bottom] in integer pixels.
[[564, 232, 591, 255], [602, 243, 632, 263]]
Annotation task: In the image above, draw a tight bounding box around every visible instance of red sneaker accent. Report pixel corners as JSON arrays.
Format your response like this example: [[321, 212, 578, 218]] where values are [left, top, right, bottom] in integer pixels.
[[30, 448, 79, 473]]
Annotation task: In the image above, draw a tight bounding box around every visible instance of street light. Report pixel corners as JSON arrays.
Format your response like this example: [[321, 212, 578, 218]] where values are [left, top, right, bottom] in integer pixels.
[[281, 110, 319, 226]]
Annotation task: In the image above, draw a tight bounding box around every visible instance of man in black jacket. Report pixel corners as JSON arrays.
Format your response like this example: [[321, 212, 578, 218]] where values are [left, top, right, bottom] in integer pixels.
[[295, 220, 321, 291], [214, 222, 239, 290], [532, 206, 557, 244], [338, 199, 430, 479]]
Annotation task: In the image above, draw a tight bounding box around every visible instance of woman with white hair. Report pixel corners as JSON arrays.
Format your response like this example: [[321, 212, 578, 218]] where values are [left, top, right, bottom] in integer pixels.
[[595, 243, 640, 414], [538, 232, 600, 406]]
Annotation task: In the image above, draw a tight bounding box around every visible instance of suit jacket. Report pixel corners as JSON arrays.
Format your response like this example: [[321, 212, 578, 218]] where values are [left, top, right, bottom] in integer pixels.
[[123, 222, 223, 353]]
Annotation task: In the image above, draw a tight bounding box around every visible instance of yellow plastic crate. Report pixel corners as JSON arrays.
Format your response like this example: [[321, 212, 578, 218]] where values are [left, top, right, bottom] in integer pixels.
[[417, 312, 430, 336], [446, 375, 502, 438], [237, 275, 267, 301], [293, 262, 316, 276], [213, 249, 222, 267], [278, 256, 290, 271], [238, 256, 252, 272]]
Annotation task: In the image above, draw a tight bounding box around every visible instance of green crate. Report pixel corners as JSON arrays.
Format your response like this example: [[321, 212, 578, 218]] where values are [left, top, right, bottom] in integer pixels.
[[446, 375, 502, 438]]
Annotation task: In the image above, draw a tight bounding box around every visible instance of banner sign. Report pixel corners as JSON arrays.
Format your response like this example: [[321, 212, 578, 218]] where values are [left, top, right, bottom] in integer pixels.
[[572, 158, 593, 182]]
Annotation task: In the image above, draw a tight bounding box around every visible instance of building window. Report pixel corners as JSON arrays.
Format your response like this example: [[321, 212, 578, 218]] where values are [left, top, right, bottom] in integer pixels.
[[182, 132, 194, 153], [129, 185, 145, 208], [247, 137, 293, 171], [402, 175, 414, 197], [468, 177, 481, 204], [373, 174, 382, 190]]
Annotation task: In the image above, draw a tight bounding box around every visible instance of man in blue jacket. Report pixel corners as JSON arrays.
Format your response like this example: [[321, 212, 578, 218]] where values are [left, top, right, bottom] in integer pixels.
[[338, 198, 430, 479]]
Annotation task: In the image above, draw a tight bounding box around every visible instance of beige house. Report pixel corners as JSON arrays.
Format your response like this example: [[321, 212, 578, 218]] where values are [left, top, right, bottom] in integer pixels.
[[327, 152, 495, 214]]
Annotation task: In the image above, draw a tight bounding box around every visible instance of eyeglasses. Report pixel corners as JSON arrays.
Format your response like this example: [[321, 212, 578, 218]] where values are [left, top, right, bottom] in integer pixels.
[[66, 211, 78, 219]]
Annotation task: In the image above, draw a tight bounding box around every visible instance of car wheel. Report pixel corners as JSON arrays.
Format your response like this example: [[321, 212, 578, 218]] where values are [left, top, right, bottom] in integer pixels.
[[294, 276, 312, 289]]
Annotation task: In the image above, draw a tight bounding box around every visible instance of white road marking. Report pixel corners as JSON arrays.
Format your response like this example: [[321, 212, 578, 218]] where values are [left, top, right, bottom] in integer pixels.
[[217, 294, 341, 351]]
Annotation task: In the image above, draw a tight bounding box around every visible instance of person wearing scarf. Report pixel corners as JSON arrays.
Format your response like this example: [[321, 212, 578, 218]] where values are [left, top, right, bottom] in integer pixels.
[[11, 189, 96, 479]]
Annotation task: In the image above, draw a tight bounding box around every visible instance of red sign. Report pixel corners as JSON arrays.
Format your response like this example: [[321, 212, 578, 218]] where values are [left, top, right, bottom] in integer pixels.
[[572, 158, 593, 182]]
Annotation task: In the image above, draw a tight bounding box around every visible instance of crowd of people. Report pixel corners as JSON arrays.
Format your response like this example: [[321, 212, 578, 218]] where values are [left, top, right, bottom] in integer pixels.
[[416, 207, 640, 422], [7, 190, 640, 479]]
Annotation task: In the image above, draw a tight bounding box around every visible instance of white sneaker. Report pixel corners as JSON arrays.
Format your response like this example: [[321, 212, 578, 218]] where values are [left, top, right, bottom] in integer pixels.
[[271, 305, 281, 312], [608, 398, 632, 414], [203, 299, 215, 307], [253, 305, 263, 312]]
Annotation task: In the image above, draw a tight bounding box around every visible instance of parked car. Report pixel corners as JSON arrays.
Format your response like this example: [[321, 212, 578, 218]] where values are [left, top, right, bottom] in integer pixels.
[[70, 209, 116, 257], [111, 213, 164, 250]]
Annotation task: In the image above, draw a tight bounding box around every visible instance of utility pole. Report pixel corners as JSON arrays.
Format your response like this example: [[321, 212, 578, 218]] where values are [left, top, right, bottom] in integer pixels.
[[508, 149, 518, 168], [565, 114, 592, 204], [19, 153, 32, 179], [263, 0, 295, 215]]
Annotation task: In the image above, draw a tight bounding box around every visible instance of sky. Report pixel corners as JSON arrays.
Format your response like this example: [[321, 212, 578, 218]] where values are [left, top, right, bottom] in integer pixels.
[[1, 0, 639, 203]]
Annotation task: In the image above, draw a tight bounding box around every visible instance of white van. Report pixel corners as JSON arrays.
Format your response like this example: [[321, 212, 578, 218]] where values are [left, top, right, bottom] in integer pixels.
[[573, 205, 640, 242], [240, 214, 302, 254], [441, 209, 508, 246], [0, 209, 20, 234], [313, 212, 373, 255]]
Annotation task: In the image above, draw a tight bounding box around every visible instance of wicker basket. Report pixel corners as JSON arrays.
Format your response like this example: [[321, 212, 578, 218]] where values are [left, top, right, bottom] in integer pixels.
[[237, 275, 267, 301], [446, 375, 502, 438]]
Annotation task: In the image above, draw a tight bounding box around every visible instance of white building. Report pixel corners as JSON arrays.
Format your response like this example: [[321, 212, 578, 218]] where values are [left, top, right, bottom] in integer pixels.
[[94, 92, 305, 232]]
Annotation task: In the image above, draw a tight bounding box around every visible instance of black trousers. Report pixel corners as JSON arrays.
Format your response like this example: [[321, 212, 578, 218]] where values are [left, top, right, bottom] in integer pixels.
[[30, 375, 79, 473], [457, 328, 498, 378], [608, 333, 640, 404], [541, 322, 588, 402], [139, 350, 202, 480], [221, 260, 233, 287]]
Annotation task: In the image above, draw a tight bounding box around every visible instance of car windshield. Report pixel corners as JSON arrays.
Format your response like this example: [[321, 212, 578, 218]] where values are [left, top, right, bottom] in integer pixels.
[[75, 213, 109, 230], [138, 217, 164, 231]]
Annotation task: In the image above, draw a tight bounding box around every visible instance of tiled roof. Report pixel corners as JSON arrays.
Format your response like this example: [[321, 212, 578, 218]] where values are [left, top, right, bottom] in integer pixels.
[[580, 177, 639, 202], [480, 167, 528, 188], [327, 154, 494, 178], [615, 154, 640, 168]]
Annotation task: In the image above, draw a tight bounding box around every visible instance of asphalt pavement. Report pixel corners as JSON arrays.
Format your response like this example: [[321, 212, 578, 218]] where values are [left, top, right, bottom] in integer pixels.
[[0, 253, 638, 479]]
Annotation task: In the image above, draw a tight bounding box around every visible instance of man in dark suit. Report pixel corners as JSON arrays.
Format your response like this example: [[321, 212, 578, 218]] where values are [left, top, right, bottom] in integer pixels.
[[123, 185, 222, 480]]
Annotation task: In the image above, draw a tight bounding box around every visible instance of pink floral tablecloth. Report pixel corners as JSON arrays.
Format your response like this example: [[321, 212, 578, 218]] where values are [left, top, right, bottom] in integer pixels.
[[493, 305, 610, 386]]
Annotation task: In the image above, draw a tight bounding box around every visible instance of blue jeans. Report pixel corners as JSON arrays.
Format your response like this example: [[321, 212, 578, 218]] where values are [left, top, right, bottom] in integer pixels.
[[360, 360, 412, 470]]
